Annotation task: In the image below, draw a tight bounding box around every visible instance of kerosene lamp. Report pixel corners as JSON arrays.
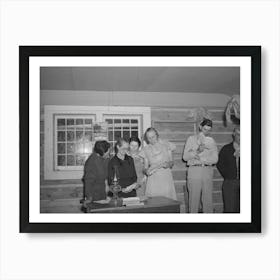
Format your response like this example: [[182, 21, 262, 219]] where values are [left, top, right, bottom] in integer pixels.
[[109, 166, 122, 207]]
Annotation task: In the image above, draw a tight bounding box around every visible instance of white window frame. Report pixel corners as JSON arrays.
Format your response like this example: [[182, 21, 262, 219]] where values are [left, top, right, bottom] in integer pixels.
[[103, 114, 143, 148], [44, 105, 151, 180], [54, 114, 97, 171]]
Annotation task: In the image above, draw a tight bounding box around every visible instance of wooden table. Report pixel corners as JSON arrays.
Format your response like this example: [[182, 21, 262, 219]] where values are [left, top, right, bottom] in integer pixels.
[[85, 196, 180, 213]]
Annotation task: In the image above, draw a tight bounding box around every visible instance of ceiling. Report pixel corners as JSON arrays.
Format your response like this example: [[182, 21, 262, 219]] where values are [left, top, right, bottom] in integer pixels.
[[40, 67, 240, 96]]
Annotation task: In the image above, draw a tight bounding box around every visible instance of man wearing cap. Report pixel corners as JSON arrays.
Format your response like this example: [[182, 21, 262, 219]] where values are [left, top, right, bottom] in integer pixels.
[[216, 127, 240, 213], [183, 119, 218, 213]]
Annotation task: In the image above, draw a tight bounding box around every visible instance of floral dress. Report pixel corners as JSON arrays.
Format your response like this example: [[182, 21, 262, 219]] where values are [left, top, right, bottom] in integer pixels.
[[139, 139, 177, 200]]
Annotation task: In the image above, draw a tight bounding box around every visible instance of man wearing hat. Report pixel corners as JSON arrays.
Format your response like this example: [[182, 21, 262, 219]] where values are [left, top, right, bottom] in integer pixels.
[[183, 119, 218, 213], [216, 127, 240, 213]]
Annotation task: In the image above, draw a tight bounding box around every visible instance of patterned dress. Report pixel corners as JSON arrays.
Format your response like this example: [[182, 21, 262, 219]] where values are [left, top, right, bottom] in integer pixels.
[[139, 139, 177, 200]]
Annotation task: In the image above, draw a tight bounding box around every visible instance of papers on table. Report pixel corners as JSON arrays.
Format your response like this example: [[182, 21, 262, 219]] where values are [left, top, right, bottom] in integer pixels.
[[122, 197, 145, 207]]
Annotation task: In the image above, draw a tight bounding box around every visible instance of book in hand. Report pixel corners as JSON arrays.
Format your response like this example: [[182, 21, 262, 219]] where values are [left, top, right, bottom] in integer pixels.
[[122, 197, 144, 207]]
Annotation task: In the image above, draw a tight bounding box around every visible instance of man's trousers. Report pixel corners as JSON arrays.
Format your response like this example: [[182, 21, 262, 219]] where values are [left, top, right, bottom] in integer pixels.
[[222, 179, 240, 213], [187, 166, 214, 213]]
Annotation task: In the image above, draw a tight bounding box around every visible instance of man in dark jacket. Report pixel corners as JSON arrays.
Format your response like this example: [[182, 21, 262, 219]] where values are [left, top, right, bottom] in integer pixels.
[[216, 127, 240, 213]]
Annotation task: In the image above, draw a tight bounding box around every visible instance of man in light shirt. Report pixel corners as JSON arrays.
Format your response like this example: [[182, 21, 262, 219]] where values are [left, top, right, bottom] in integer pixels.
[[183, 119, 218, 213]]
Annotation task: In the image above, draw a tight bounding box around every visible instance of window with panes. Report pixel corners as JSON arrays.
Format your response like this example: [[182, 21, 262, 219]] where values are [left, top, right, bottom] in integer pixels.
[[103, 115, 142, 148], [54, 114, 142, 169]]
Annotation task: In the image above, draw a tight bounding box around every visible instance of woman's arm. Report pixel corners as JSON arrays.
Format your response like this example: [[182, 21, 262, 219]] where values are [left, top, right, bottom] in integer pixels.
[[143, 156, 151, 176], [139, 149, 165, 176], [151, 142, 175, 171], [122, 182, 139, 193]]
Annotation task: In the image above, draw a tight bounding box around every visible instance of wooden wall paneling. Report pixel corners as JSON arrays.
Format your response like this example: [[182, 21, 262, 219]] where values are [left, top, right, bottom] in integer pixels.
[[40, 106, 231, 213]]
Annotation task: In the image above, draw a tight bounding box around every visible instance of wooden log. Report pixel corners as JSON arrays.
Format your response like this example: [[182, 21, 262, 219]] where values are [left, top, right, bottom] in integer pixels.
[[213, 203, 224, 213], [151, 109, 196, 122], [153, 121, 196, 132], [208, 110, 225, 121], [213, 180, 223, 191], [40, 186, 83, 200], [172, 170, 186, 181], [160, 132, 233, 143], [160, 132, 195, 141], [211, 123, 236, 133], [175, 183, 185, 193], [213, 191, 223, 204], [152, 108, 227, 123]]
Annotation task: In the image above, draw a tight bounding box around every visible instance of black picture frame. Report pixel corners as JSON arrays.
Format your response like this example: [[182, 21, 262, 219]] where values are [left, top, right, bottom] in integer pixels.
[[20, 46, 261, 233]]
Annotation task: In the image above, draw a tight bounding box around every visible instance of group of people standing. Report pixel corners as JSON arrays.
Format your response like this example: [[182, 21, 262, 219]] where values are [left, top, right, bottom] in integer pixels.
[[183, 119, 240, 213], [83, 127, 177, 205], [83, 120, 240, 213]]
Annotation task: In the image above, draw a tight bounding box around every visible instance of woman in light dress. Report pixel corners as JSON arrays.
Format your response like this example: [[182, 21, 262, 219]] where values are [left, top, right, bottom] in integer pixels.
[[139, 127, 177, 200], [128, 136, 146, 197]]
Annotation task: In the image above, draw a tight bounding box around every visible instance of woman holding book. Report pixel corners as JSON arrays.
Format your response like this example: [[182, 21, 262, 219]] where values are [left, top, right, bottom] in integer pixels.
[[139, 127, 177, 200]]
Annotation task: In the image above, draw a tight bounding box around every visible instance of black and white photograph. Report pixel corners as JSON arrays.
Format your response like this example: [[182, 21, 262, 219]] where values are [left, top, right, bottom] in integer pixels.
[[40, 67, 241, 214], [20, 46, 261, 232]]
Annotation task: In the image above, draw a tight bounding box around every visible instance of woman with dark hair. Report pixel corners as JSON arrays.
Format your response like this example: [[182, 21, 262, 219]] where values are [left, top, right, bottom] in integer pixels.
[[139, 127, 177, 200], [83, 140, 111, 202], [108, 138, 138, 198], [128, 136, 146, 197]]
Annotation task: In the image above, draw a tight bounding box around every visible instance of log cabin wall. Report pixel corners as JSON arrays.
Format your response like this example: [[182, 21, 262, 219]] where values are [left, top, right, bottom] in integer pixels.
[[151, 107, 235, 213], [40, 102, 235, 213]]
